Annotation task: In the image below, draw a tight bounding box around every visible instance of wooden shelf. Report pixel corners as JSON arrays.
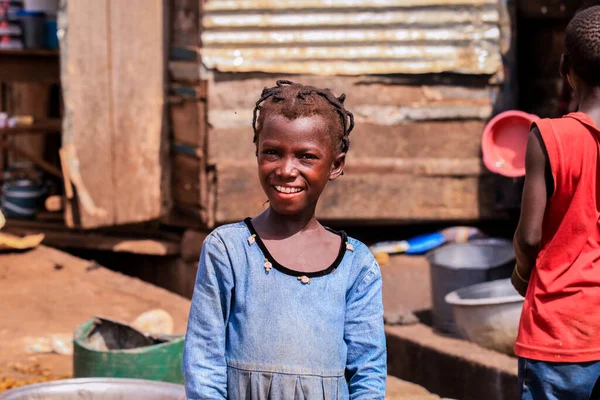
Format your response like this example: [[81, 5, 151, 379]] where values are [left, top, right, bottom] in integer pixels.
[[0, 49, 60, 83], [0, 49, 59, 57], [0, 120, 62, 135]]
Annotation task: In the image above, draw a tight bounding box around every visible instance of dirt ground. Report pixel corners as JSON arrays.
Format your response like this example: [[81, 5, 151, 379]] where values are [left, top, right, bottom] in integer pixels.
[[0, 245, 191, 389]]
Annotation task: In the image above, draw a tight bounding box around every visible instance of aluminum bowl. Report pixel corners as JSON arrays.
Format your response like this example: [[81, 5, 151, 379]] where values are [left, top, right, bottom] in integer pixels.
[[445, 278, 524, 354]]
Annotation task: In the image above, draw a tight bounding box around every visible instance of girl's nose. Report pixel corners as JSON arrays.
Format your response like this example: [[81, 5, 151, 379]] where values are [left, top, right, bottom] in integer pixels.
[[277, 158, 299, 179]]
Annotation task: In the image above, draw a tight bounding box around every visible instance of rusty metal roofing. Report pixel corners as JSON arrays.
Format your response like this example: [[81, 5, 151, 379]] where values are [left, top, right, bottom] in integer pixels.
[[200, 0, 505, 76]]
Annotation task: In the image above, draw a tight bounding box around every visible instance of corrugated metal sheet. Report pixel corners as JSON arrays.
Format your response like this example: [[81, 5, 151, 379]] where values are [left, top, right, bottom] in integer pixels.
[[201, 0, 504, 76]]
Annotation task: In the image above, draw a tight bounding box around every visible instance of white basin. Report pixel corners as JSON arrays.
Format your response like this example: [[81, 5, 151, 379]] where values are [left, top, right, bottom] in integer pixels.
[[445, 278, 524, 355]]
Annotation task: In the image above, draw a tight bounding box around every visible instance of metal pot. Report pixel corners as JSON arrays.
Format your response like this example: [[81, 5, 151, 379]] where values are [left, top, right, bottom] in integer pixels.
[[0, 378, 185, 399], [426, 241, 515, 335], [445, 278, 524, 354]]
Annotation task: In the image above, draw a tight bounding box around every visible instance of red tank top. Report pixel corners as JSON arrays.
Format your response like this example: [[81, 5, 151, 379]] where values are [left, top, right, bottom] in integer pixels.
[[515, 112, 600, 362]]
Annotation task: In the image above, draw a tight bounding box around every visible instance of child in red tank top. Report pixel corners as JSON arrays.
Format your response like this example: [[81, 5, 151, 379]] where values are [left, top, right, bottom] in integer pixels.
[[512, 5, 600, 400]]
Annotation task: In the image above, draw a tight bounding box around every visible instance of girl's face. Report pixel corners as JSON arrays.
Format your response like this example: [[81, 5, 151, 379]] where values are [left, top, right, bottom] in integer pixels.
[[256, 115, 345, 216]]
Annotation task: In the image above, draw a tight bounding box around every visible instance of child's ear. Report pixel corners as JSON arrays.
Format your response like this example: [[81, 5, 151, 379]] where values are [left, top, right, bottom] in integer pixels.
[[329, 153, 346, 181]]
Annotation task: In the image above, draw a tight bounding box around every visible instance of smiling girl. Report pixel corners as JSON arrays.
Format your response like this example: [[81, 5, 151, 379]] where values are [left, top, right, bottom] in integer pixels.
[[182, 80, 387, 400]]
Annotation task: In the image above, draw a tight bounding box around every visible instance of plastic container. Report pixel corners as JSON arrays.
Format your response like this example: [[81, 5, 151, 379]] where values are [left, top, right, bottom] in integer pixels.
[[16, 9, 45, 49], [1, 178, 47, 218], [426, 242, 515, 335], [73, 319, 185, 384], [23, 0, 57, 16], [44, 16, 56, 48], [482, 110, 539, 178], [445, 278, 524, 354], [0, 378, 185, 399]]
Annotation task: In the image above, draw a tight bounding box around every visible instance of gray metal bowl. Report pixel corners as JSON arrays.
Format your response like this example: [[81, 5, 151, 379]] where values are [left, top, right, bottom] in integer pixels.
[[0, 378, 185, 399], [427, 241, 515, 335], [445, 278, 523, 355]]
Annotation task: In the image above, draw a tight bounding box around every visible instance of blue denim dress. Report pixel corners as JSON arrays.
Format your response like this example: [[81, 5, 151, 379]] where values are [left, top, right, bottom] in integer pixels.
[[182, 219, 387, 399]]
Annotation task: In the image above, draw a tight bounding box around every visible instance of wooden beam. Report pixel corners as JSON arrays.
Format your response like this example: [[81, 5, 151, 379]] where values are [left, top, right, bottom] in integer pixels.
[[214, 162, 500, 224], [209, 121, 486, 164], [0, 120, 61, 135], [4, 221, 180, 256]]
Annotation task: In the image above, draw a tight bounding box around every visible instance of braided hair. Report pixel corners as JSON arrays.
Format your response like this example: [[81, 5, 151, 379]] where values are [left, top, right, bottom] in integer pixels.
[[565, 5, 600, 86], [252, 80, 354, 153]]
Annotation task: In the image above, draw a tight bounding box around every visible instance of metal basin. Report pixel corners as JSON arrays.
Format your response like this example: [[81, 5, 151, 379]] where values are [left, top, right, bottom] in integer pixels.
[[0, 378, 185, 399], [427, 241, 515, 334], [445, 278, 523, 355]]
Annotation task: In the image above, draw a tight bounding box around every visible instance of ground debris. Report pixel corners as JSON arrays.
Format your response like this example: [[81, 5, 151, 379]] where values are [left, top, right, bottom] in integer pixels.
[[0, 362, 68, 393]]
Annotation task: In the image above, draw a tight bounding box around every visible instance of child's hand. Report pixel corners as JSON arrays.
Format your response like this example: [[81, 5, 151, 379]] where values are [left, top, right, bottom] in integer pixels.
[[511, 265, 529, 297]]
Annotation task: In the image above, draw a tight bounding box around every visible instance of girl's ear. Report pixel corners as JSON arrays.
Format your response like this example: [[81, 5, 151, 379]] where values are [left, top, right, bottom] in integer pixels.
[[329, 153, 346, 181]]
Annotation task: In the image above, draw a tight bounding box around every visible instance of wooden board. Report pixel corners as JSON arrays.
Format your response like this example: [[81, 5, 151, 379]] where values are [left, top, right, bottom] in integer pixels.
[[208, 74, 496, 110], [214, 162, 500, 224], [169, 0, 201, 47], [61, 0, 166, 229], [61, 0, 115, 228], [5, 224, 180, 256], [170, 96, 207, 149], [209, 121, 486, 164], [110, 0, 166, 225], [172, 153, 201, 206]]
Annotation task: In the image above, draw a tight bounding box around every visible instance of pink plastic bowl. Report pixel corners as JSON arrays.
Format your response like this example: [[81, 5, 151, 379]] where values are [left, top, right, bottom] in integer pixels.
[[482, 110, 540, 177]]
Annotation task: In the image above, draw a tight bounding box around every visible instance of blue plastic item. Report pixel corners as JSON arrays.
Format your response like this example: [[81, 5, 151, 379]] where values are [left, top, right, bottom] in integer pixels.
[[370, 227, 484, 257], [404, 232, 447, 254], [16, 10, 46, 17], [44, 18, 57, 49], [369, 232, 447, 256]]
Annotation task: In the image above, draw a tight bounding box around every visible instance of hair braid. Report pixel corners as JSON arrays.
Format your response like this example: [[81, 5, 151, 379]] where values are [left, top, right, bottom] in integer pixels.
[[252, 80, 354, 153]]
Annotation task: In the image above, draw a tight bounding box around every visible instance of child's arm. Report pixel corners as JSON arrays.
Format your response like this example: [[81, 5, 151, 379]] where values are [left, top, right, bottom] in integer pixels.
[[512, 127, 549, 296], [182, 235, 234, 400], [345, 260, 387, 400]]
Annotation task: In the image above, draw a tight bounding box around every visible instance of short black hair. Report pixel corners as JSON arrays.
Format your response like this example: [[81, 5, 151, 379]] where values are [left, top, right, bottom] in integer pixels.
[[564, 5, 600, 86], [252, 80, 354, 153]]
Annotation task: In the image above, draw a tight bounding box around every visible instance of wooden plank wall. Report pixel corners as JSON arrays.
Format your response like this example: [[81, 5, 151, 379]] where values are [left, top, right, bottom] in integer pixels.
[[61, 0, 166, 229], [207, 74, 500, 224]]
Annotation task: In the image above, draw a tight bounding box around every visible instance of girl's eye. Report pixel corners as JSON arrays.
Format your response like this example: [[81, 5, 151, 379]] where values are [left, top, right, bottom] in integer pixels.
[[302, 154, 318, 160], [263, 150, 278, 156]]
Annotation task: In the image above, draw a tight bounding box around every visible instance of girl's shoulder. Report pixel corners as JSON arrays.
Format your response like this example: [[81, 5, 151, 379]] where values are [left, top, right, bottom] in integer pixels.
[[205, 220, 251, 247], [342, 235, 380, 274], [344, 235, 372, 261]]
